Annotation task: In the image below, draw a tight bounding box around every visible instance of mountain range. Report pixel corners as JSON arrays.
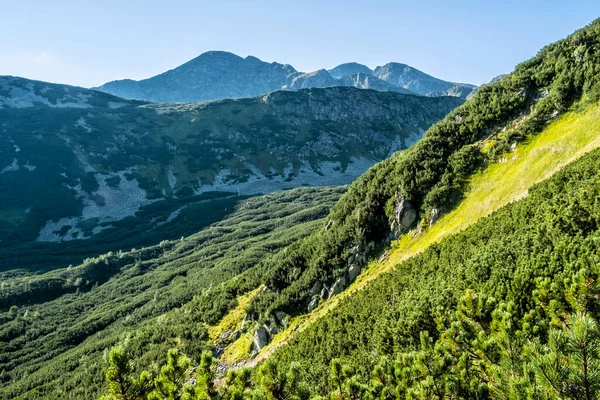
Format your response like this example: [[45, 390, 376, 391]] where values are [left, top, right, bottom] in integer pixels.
[[94, 51, 476, 102], [0, 76, 460, 258], [3, 17, 600, 400]]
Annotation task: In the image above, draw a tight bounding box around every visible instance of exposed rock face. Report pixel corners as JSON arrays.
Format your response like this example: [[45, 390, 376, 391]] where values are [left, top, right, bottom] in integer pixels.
[[307, 298, 319, 312], [337, 73, 414, 94], [95, 51, 476, 102], [390, 198, 417, 238], [274, 311, 288, 329], [348, 264, 362, 282], [328, 276, 348, 299], [320, 285, 330, 300], [309, 281, 323, 297], [253, 325, 270, 351], [428, 208, 441, 226], [286, 69, 339, 90]]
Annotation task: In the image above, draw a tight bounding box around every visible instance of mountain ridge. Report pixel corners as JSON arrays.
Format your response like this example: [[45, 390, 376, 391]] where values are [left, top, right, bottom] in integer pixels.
[[94, 51, 476, 102], [0, 77, 461, 261]]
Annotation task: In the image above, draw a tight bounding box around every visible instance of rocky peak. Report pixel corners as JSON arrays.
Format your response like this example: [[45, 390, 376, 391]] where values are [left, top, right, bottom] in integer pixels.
[[328, 62, 374, 79]]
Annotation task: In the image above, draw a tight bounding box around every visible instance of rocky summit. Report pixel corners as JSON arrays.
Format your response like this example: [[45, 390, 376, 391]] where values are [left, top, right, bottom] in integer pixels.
[[95, 51, 476, 102], [0, 76, 462, 246]]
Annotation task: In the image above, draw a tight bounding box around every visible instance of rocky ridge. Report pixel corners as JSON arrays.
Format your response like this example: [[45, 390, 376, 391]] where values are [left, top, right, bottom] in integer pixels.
[[95, 51, 476, 102]]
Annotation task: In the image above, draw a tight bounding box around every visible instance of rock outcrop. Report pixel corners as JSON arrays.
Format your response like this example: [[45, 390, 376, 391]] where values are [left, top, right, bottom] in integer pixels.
[[253, 325, 270, 352], [389, 197, 417, 238]]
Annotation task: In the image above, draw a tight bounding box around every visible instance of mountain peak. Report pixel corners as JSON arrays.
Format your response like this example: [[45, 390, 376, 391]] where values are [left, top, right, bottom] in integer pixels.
[[328, 62, 374, 78], [94, 53, 476, 102]]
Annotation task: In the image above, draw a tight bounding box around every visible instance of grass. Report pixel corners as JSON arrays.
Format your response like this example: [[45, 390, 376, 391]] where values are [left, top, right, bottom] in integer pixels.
[[254, 100, 600, 359], [207, 287, 262, 342]]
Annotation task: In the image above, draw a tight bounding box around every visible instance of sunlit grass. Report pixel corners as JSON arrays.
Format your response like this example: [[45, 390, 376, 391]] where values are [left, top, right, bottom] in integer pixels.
[[207, 286, 262, 342], [258, 101, 600, 357]]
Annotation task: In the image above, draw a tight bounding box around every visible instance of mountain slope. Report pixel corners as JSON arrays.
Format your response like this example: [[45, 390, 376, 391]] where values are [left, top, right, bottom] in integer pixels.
[[96, 51, 299, 103], [328, 62, 374, 78], [239, 16, 600, 352], [249, 96, 600, 364], [0, 79, 460, 263], [0, 186, 345, 400], [94, 51, 475, 102], [373, 62, 477, 97], [262, 140, 600, 396]]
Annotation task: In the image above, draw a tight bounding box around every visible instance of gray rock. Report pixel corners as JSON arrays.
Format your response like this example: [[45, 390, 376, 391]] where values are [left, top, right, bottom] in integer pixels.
[[96, 53, 475, 103], [428, 208, 441, 226], [328, 276, 348, 299], [348, 264, 362, 282], [390, 197, 417, 238], [267, 318, 279, 335], [309, 281, 323, 297], [253, 325, 270, 351], [275, 311, 288, 329], [379, 250, 390, 263], [320, 286, 330, 300], [307, 298, 319, 312], [231, 330, 242, 342]]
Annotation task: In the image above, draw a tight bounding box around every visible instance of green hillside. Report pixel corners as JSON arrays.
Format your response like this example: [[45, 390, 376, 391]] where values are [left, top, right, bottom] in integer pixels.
[[0, 79, 459, 272], [247, 128, 600, 398], [93, 122, 600, 399], [245, 18, 600, 326], [0, 186, 344, 399], [3, 15, 600, 400]]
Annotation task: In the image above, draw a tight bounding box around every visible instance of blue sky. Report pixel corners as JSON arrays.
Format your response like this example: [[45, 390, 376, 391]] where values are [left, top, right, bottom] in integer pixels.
[[1, 1, 599, 88]]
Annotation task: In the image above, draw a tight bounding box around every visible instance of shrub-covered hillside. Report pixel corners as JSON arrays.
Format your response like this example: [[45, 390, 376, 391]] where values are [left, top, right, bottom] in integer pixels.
[[247, 18, 600, 323], [0, 79, 459, 252], [97, 126, 600, 399], [0, 186, 344, 400]]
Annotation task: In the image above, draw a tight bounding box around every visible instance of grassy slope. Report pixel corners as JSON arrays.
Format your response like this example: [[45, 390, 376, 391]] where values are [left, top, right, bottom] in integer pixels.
[[0, 187, 344, 400], [238, 99, 600, 361]]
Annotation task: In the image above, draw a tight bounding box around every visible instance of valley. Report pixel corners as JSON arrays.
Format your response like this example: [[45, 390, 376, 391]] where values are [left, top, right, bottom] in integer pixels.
[[2, 8, 600, 400]]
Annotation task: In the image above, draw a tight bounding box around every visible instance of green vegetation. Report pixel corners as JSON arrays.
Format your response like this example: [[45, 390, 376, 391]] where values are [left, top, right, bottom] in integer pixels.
[[261, 144, 600, 396], [247, 18, 600, 321], [0, 81, 459, 255], [104, 141, 600, 398], [0, 186, 344, 399]]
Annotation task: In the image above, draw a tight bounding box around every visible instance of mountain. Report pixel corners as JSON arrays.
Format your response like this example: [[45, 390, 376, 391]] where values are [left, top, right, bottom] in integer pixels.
[[373, 62, 477, 97], [0, 77, 461, 267], [7, 17, 600, 400], [0, 186, 346, 399], [94, 51, 475, 102], [95, 51, 298, 103], [328, 62, 374, 78]]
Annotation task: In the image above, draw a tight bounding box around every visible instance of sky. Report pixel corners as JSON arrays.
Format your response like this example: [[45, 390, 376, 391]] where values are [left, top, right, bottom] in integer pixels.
[[1, 1, 599, 88]]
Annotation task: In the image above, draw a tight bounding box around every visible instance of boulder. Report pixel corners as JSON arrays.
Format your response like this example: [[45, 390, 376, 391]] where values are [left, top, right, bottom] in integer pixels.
[[231, 330, 242, 342], [320, 285, 330, 300], [275, 311, 287, 329], [253, 325, 270, 351], [267, 318, 279, 335], [328, 276, 348, 299], [390, 197, 417, 238], [309, 281, 322, 297], [348, 264, 362, 282], [307, 298, 319, 312]]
